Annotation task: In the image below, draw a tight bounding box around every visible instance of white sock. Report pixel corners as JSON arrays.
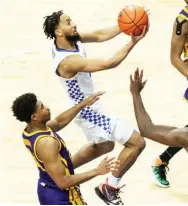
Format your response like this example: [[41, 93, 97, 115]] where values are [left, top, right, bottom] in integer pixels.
[[107, 176, 121, 188]]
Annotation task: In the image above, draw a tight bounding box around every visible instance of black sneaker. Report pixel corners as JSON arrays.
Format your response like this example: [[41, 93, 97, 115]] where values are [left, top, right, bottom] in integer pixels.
[[95, 183, 125, 205]]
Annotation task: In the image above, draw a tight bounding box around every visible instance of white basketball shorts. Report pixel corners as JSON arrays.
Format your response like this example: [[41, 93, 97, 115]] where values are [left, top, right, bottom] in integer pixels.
[[74, 109, 136, 145]]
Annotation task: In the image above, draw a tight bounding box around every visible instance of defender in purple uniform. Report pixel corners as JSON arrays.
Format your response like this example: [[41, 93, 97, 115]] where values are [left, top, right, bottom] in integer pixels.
[[12, 92, 119, 205]]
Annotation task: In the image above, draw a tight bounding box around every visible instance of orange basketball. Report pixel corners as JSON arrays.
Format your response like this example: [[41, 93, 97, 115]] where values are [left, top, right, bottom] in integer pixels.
[[118, 5, 149, 36]]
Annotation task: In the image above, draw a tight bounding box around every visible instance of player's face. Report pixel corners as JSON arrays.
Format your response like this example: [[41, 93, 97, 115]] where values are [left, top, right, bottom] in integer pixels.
[[32, 101, 51, 124], [56, 14, 80, 41]]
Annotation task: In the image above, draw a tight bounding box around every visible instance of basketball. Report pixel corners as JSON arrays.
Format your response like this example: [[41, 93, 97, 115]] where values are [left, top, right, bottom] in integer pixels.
[[118, 5, 149, 36]]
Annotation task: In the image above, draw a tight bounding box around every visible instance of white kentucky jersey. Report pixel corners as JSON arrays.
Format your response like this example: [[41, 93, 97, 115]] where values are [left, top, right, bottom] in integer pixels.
[[52, 40, 97, 106], [52, 40, 116, 138]]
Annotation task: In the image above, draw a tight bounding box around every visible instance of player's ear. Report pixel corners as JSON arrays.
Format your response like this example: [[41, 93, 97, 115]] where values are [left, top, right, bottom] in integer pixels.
[[31, 113, 38, 121], [55, 27, 63, 37]]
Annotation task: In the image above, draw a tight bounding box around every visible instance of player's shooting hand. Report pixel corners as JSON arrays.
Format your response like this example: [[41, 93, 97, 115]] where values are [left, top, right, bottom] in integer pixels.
[[130, 8, 150, 44], [130, 68, 147, 96], [130, 25, 149, 44], [82, 91, 105, 106], [95, 156, 120, 175]]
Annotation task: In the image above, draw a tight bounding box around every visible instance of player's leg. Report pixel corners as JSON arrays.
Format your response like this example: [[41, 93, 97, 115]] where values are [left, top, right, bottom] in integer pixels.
[[72, 141, 115, 169], [95, 119, 145, 205], [151, 124, 188, 187], [148, 32, 188, 188], [111, 130, 145, 177], [151, 146, 182, 188]]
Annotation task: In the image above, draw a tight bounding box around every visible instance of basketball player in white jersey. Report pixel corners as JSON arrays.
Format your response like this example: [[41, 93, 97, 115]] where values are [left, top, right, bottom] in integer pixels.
[[43, 10, 148, 205]]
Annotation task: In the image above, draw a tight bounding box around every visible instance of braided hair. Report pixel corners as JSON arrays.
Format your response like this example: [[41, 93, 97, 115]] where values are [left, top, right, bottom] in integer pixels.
[[43, 10, 63, 39]]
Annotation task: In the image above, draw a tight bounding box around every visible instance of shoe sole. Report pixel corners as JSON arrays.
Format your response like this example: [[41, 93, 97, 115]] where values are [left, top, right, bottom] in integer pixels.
[[94, 187, 110, 205], [152, 173, 170, 188]]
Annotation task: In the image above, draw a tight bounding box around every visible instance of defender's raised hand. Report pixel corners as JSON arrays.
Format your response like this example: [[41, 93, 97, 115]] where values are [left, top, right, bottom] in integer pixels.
[[130, 68, 147, 96]]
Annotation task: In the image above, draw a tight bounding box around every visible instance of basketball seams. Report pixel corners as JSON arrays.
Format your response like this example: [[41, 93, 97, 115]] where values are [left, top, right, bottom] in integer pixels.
[[118, 20, 134, 25], [123, 23, 146, 33], [132, 6, 145, 34], [122, 8, 135, 23], [133, 5, 136, 22], [134, 8, 147, 26], [132, 6, 142, 34], [123, 8, 140, 32]]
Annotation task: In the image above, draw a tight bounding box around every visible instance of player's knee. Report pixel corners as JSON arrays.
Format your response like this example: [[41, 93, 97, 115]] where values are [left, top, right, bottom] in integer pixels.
[[126, 130, 146, 153], [133, 134, 146, 153], [137, 136, 146, 152]]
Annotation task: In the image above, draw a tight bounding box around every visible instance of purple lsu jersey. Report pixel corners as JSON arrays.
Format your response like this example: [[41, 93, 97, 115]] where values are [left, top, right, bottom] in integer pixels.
[[22, 127, 86, 205]]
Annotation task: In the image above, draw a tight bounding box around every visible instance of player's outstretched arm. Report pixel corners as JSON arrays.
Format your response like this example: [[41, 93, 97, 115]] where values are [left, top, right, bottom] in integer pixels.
[[58, 27, 148, 76], [130, 69, 188, 147], [80, 25, 121, 43], [170, 18, 188, 77], [47, 92, 104, 132], [36, 137, 119, 189]]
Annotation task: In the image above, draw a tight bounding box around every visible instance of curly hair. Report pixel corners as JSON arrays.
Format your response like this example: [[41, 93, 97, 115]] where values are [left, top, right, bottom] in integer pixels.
[[12, 93, 37, 123], [43, 10, 64, 39]]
